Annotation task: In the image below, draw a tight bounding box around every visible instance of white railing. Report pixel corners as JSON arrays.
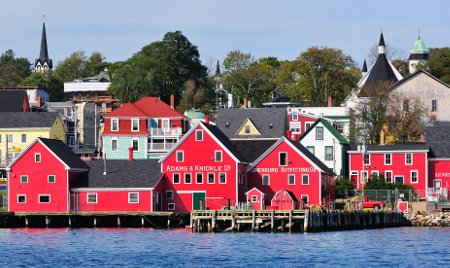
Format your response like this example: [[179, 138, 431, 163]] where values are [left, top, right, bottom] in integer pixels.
[[148, 142, 177, 152], [149, 127, 182, 137]]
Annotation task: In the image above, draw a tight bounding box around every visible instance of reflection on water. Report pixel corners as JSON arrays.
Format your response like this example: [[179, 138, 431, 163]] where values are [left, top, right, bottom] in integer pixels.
[[0, 227, 448, 267]]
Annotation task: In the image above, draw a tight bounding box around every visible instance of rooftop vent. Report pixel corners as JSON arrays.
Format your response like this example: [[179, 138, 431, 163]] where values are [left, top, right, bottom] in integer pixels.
[[269, 123, 274, 129], [225, 122, 230, 128]]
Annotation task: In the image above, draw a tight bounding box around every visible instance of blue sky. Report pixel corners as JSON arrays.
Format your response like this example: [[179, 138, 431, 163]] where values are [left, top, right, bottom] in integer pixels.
[[2, 0, 449, 71]]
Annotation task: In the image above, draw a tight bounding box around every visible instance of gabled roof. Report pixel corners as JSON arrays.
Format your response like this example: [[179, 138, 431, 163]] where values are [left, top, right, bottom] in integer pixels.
[[236, 118, 261, 136], [75, 159, 162, 188], [159, 121, 246, 163], [0, 112, 59, 128], [0, 91, 29, 112], [272, 189, 298, 203], [298, 118, 348, 144], [230, 140, 277, 163], [105, 97, 187, 119], [390, 69, 450, 91], [245, 187, 265, 196], [8, 138, 89, 171], [215, 108, 286, 139], [104, 103, 147, 118], [425, 122, 450, 158], [359, 54, 400, 94], [248, 136, 335, 176]]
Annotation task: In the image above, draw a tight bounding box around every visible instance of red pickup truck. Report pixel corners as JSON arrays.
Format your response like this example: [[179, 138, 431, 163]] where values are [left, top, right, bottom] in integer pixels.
[[362, 196, 384, 210]]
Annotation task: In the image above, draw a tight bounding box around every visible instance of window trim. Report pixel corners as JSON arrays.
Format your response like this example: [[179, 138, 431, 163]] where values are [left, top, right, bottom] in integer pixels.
[[207, 173, 215, 184], [38, 194, 51, 203], [291, 114, 298, 121], [48, 175, 56, 183], [166, 190, 174, 200], [20, 175, 28, 183], [111, 118, 119, 131], [244, 124, 251, 134], [301, 194, 309, 204], [405, 153, 413, 165], [431, 99, 437, 112], [279, 152, 288, 166], [7, 134, 13, 143], [411, 170, 419, 184], [168, 203, 176, 211], [371, 170, 379, 178], [288, 174, 296, 185], [128, 192, 139, 203], [324, 146, 334, 161], [173, 173, 180, 184], [302, 174, 309, 185], [196, 173, 203, 184], [87, 193, 98, 204], [363, 154, 370, 165], [195, 129, 203, 141], [21, 133, 27, 143], [361, 170, 368, 183], [35, 153, 41, 163], [111, 138, 118, 152], [305, 122, 313, 131], [385, 171, 393, 183], [132, 138, 139, 152], [17, 194, 26, 204], [384, 153, 392, 165], [176, 151, 184, 162], [262, 174, 270, 185], [251, 195, 258, 202], [184, 173, 192, 184], [214, 150, 223, 162], [315, 126, 324, 140], [306, 146, 315, 155], [131, 118, 139, 132], [289, 122, 301, 133], [219, 172, 226, 184]]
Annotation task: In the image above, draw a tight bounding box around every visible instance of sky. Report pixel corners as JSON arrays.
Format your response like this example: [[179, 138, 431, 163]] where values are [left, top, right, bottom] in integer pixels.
[[2, 0, 449, 72]]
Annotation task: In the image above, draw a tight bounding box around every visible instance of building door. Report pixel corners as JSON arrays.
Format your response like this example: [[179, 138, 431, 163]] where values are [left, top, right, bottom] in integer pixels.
[[193, 192, 206, 210], [395, 176, 404, 184]]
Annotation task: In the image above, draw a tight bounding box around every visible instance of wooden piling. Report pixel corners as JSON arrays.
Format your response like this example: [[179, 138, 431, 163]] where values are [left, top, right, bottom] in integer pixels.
[[288, 210, 293, 233], [270, 210, 275, 232]]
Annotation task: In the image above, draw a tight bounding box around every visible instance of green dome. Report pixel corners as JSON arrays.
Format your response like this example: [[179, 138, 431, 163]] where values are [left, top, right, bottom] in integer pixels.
[[410, 37, 429, 54], [184, 108, 205, 120]]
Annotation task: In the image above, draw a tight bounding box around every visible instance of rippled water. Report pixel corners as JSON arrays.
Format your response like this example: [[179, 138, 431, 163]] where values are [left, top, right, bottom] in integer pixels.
[[0, 227, 448, 267]]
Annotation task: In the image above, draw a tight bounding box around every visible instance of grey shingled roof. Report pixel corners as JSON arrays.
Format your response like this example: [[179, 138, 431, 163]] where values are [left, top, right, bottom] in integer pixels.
[[215, 108, 287, 139], [83, 159, 162, 188], [230, 140, 276, 162], [0, 112, 59, 128], [425, 122, 450, 158], [0, 91, 28, 112], [39, 138, 89, 170], [202, 122, 247, 162]]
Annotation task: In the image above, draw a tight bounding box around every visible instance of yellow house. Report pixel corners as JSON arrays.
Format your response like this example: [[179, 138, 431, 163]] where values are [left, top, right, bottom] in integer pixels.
[[0, 112, 66, 164]]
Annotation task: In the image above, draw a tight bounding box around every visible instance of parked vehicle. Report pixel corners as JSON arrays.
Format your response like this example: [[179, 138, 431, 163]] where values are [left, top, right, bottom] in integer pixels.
[[362, 196, 384, 210]]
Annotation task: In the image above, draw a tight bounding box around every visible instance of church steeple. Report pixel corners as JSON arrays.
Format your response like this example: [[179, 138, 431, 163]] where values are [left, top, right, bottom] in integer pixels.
[[215, 60, 221, 77], [408, 33, 429, 74], [378, 32, 386, 54], [35, 22, 53, 73], [362, 60, 368, 74]]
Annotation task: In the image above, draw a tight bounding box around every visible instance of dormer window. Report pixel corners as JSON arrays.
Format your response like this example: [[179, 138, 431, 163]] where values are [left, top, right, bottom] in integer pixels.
[[245, 125, 251, 134], [132, 119, 139, 131], [111, 118, 119, 131], [292, 114, 298, 121]]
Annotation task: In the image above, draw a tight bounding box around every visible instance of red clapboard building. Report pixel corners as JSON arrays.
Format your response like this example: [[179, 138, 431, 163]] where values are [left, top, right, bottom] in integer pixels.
[[348, 144, 429, 198], [159, 120, 247, 212], [287, 109, 318, 140], [246, 137, 336, 208], [7, 138, 89, 213]]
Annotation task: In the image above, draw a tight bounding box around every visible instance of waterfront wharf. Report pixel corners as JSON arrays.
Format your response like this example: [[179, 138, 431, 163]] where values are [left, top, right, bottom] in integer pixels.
[[190, 209, 409, 233]]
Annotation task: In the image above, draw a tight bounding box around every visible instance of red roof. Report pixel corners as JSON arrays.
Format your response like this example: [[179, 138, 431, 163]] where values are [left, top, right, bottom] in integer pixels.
[[105, 97, 187, 118]]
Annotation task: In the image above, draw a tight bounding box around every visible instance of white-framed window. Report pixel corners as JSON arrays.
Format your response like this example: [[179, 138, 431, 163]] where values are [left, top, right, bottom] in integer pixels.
[[251, 195, 258, 202], [87, 193, 97, 204], [325, 146, 334, 161], [20, 175, 28, 183], [262, 174, 270, 185], [288, 174, 295, 185], [245, 125, 251, 134], [176, 151, 184, 162], [385, 171, 392, 183], [279, 152, 287, 166], [315, 126, 324, 140], [21, 134, 27, 143], [302, 174, 309, 185], [215, 150, 222, 162], [132, 139, 139, 151], [301, 195, 309, 204], [48, 175, 56, 183], [111, 138, 118, 151], [111, 118, 119, 131], [292, 114, 298, 121], [208, 173, 215, 184], [17, 194, 26, 203], [289, 122, 301, 133], [432, 99, 437, 112], [363, 154, 370, 165], [173, 173, 180, 184], [166, 190, 174, 199], [305, 122, 313, 131], [361, 171, 368, 183], [195, 130, 203, 141], [162, 119, 170, 131], [128, 192, 139, 203], [371, 170, 379, 178], [384, 154, 392, 165], [219, 173, 226, 184], [39, 194, 51, 203], [307, 146, 315, 155], [196, 173, 203, 184], [184, 173, 192, 184], [132, 119, 139, 131], [168, 203, 176, 211], [411, 171, 418, 183], [7, 134, 13, 143], [405, 153, 413, 165], [35, 153, 41, 163]]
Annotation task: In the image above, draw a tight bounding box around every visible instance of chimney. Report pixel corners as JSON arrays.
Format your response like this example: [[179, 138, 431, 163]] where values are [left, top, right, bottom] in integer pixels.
[[170, 95, 175, 109], [37, 96, 41, 108], [128, 147, 133, 161], [420, 133, 425, 142], [286, 129, 292, 139], [327, 96, 332, 107], [243, 97, 247, 108], [205, 115, 210, 125], [380, 129, 385, 145]]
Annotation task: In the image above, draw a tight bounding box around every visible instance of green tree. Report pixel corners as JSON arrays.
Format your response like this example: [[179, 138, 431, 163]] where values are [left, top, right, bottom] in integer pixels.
[[392, 59, 410, 77], [109, 31, 208, 104], [0, 49, 32, 86], [428, 47, 450, 84], [334, 176, 354, 198], [20, 72, 64, 101], [54, 51, 109, 82], [288, 47, 360, 106]]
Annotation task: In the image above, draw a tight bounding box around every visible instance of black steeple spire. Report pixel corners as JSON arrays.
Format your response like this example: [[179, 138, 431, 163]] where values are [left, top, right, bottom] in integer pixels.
[[362, 60, 368, 72], [379, 32, 386, 47], [35, 22, 53, 72], [215, 60, 221, 76]]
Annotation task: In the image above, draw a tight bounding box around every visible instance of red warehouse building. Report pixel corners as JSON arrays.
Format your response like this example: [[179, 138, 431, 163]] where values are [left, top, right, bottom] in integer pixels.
[[7, 138, 89, 213], [159, 121, 247, 212], [71, 159, 163, 213], [348, 144, 429, 198], [246, 137, 336, 208]]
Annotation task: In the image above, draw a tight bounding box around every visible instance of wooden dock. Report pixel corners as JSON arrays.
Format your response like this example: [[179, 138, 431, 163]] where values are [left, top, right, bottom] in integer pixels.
[[190, 209, 410, 233]]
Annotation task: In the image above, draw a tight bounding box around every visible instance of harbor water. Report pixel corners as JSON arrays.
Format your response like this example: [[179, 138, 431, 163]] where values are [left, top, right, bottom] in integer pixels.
[[0, 227, 448, 267]]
